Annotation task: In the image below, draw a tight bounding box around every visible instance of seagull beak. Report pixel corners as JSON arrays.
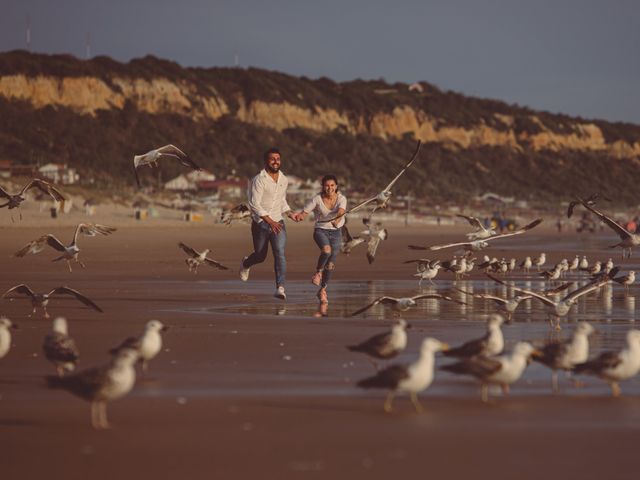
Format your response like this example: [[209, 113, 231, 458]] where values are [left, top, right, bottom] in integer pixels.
[[405, 323, 413, 329], [440, 343, 450, 351]]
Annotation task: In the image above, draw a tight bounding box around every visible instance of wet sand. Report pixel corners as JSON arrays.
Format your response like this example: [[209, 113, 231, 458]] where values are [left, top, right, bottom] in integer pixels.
[[1, 217, 640, 479]]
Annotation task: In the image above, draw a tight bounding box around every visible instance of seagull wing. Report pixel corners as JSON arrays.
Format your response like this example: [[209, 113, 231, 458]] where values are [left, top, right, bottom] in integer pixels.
[[349, 297, 394, 316], [22, 179, 66, 202], [574, 351, 622, 375], [441, 355, 503, 378], [357, 364, 410, 389], [411, 293, 466, 305], [411, 241, 473, 251], [581, 202, 631, 240], [158, 144, 201, 171], [444, 332, 490, 358], [14, 235, 63, 257], [74, 223, 117, 243], [348, 331, 393, 355], [48, 287, 103, 312], [231, 203, 249, 213], [382, 140, 422, 191], [0, 185, 11, 200], [456, 214, 485, 231], [366, 234, 384, 264], [204, 257, 229, 270], [178, 242, 199, 258], [484, 218, 543, 242], [563, 275, 613, 303], [2, 283, 36, 299], [533, 340, 569, 369], [454, 288, 507, 305], [47, 364, 110, 399], [109, 336, 141, 355], [543, 282, 573, 296], [43, 332, 80, 363]]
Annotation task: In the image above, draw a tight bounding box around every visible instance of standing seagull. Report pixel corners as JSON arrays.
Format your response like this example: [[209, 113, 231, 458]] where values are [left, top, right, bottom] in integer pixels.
[[580, 201, 640, 259], [2, 284, 103, 318], [178, 242, 229, 273], [46, 348, 139, 429], [443, 314, 506, 358], [14, 223, 117, 272], [356, 337, 449, 413], [109, 320, 168, 373], [328, 141, 422, 222], [350, 293, 464, 317], [43, 317, 80, 377], [0, 178, 65, 221], [441, 342, 538, 402], [456, 214, 497, 240], [347, 319, 409, 370], [613, 270, 636, 293], [0, 317, 18, 359], [574, 329, 640, 397], [408, 219, 542, 253], [533, 322, 595, 393], [133, 144, 201, 187]]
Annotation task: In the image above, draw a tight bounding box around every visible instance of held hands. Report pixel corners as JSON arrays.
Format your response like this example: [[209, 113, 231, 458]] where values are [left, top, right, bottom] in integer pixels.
[[287, 211, 304, 223]]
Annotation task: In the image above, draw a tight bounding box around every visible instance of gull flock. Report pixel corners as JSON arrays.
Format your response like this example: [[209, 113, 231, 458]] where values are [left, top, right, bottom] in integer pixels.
[[1, 144, 639, 427]]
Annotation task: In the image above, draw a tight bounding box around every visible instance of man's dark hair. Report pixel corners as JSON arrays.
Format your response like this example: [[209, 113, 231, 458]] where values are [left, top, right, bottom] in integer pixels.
[[263, 147, 280, 162]]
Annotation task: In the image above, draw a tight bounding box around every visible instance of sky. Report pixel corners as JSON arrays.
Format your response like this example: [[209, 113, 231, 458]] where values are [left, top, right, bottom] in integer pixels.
[[1, 0, 639, 124]]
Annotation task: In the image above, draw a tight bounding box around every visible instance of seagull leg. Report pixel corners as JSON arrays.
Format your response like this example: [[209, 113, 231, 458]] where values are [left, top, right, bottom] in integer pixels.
[[91, 402, 100, 429], [99, 402, 110, 429], [501, 384, 510, 396], [43, 306, 50, 319], [552, 371, 559, 394], [410, 392, 424, 413], [383, 392, 395, 413], [141, 359, 148, 374], [481, 384, 489, 403], [66, 260, 73, 273], [367, 358, 380, 371], [610, 382, 621, 398], [56, 365, 64, 377], [78, 259, 86, 269]]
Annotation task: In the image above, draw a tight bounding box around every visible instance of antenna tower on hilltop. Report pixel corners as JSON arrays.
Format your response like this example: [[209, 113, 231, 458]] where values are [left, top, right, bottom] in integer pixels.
[[26, 14, 31, 51], [85, 32, 91, 59]]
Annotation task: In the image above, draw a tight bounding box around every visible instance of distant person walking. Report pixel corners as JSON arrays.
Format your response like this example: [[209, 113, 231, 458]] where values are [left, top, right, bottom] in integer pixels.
[[239, 148, 299, 300], [296, 175, 347, 305]]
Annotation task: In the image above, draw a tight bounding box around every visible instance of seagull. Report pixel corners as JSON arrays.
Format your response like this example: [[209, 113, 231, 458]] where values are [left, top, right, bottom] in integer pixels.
[[580, 201, 640, 259], [340, 224, 366, 255], [46, 347, 138, 429], [2, 284, 103, 318], [578, 255, 589, 270], [408, 219, 542, 252], [327, 141, 422, 222], [109, 320, 168, 373], [574, 329, 640, 397], [349, 293, 464, 317], [133, 144, 201, 187], [356, 337, 449, 413], [568, 255, 580, 273], [443, 314, 505, 358], [488, 270, 618, 329], [533, 322, 595, 393], [178, 242, 229, 273], [441, 342, 538, 402], [14, 223, 117, 272], [220, 203, 250, 225], [405, 259, 442, 286], [567, 193, 610, 218], [43, 317, 80, 377], [0, 317, 18, 359], [0, 178, 65, 221], [347, 319, 409, 370], [456, 214, 497, 240], [519, 256, 533, 273], [532, 252, 546, 271], [613, 270, 635, 292], [456, 288, 531, 322]]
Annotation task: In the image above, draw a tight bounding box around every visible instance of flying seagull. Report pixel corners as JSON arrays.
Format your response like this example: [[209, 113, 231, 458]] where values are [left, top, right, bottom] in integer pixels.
[[574, 329, 640, 397], [43, 317, 80, 377], [178, 242, 229, 273], [443, 314, 506, 358], [441, 342, 538, 402], [405, 258, 442, 286], [46, 347, 138, 429], [327, 141, 422, 222], [133, 144, 201, 187], [2, 284, 103, 318], [340, 224, 366, 255], [14, 223, 117, 272], [109, 320, 168, 373], [341, 219, 388, 263], [567, 193, 610, 218], [533, 322, 595, 393], [0, 317, 18, 360], [347, 319, 409, 370], [408, 218, 543, 252], [580, 201, 640, 258], [220, 203, 250, 226], [350, 293, 464, 317], [456, 214, 497, 240], [356, 337, 449, 413], [0, 179, 65, 221]]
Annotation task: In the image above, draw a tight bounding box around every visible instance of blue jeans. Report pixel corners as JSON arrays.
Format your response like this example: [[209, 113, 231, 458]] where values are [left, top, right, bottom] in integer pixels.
[[244, 220, 286, 287], [313, 228, 342, 288]]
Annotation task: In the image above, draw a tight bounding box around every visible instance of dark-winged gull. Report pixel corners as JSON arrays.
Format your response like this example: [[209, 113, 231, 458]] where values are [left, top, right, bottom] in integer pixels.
[[441, 342, 538, 402], [349, 293, 465, 317], [456, 214, 497, 240], [574, 329, 640, 397], [347, 319, 409, 370], [220, 203, 250, 226], [580, 201, 640, 258], [46, 347, 138, 429], [356, 337, 449, 413], [0, 178, 65, 221], [110, 320, 168, 373], [444, 314, 505, 359], [178, 242, 229, 273], [2, 284, 102, 318], [43, 317, 80, 377], [14, 223, 117, 272]]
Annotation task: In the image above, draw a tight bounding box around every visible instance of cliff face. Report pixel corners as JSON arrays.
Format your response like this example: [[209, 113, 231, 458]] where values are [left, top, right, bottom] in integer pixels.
[[1, 50, 639, 202]]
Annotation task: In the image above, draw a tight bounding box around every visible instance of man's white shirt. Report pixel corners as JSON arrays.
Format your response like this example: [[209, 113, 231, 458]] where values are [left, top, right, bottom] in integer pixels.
[[248, 169, 291, 223]]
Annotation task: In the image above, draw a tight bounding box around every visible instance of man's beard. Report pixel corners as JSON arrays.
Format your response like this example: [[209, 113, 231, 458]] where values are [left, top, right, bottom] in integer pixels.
[[266, 164, 280, 173]]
